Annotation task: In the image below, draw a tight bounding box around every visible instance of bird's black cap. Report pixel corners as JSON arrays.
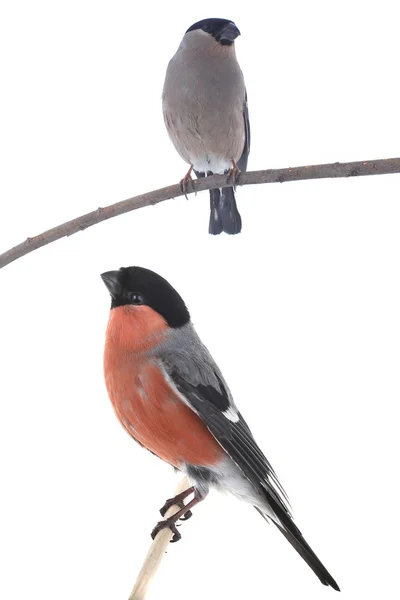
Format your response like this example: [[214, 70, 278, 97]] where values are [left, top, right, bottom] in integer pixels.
[[101, 266, 190, 328], [186, 18, 240, 45]]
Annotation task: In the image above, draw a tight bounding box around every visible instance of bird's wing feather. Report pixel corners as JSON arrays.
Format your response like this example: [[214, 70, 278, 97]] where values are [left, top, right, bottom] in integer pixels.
[[237, 89, 250, 172], [158, 327, 290, 515]]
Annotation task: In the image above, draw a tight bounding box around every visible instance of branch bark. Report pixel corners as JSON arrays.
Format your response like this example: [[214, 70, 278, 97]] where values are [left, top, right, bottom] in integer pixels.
[[128, 476, 191, 600], [1, 157, 399, 270]]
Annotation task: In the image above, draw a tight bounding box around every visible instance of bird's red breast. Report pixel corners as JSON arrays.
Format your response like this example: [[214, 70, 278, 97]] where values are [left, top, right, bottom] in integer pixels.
[[104, 306, 224, 468]]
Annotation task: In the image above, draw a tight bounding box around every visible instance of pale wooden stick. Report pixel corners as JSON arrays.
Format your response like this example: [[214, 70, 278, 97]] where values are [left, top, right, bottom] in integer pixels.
[[128, 476, 191, 600]]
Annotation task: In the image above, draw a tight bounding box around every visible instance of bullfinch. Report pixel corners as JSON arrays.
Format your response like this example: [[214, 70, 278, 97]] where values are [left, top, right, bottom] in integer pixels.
[[162, 18, 250, 235], [101, 266, 339, 591]]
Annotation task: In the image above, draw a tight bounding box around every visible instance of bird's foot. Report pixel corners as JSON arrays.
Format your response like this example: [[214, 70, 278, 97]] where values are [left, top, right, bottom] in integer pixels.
[[151, 486, 203, 543], [180, 166, 194, 199], [160, 487, 195, 520], [226, 160, 241, 187], [160, 498, 192, 520], [151, 518, 182, 543]]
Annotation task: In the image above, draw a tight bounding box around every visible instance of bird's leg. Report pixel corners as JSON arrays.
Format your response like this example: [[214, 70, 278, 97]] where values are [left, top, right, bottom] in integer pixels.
[[180, 165, 194, 199], [151, 491, 205, 543], [159, 485, 195, 520], [226, 159, 241, 187]]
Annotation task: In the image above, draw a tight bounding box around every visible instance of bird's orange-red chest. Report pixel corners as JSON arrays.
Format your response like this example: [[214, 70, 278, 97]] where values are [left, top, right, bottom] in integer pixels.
[[104, 306, 223, 468]]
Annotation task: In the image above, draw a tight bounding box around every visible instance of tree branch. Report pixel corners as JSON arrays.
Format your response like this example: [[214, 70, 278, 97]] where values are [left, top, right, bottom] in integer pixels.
[[1, 157, 399, 270]]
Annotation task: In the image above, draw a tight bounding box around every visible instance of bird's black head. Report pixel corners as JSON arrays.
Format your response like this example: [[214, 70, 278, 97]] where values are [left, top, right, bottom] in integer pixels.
[[186, 18, 240, 46], [101, 266, 190, 328]]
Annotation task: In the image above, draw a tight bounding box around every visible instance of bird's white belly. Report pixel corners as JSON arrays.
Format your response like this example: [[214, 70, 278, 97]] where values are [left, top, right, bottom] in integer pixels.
[[191, 154, 232, 175]]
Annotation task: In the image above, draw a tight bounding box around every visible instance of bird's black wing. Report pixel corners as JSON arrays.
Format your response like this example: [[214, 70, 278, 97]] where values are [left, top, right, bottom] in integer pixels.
[[237, 89, 250, 172], [162, 360, 291, 515], [162, 358, 340, 590]]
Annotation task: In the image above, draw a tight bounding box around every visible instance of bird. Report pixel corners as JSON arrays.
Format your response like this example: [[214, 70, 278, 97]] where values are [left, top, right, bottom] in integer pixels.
[[162, 18, 250, 235], [101, 266, 340, 591]]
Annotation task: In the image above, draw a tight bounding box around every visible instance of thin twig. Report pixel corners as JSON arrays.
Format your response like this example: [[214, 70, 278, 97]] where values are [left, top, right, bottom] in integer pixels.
[[128, 476, 191, 600], [1, 157, 399, 270]]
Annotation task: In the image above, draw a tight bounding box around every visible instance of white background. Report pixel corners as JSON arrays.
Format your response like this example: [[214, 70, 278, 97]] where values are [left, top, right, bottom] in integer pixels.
[[1, 1, 399, 599]]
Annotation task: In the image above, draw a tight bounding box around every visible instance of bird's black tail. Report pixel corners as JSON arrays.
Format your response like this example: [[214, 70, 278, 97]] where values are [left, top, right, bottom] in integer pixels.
[[257, 495, 340, 591], [274, 520, 340, 591], [209, 187, 242, 235]]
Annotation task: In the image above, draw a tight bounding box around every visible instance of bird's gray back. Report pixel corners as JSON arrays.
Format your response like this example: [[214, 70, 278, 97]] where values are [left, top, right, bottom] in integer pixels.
[[155, 322, 234, 397]]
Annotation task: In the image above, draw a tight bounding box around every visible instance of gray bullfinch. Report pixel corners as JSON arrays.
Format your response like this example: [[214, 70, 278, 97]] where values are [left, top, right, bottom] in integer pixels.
[[162, 18, 250, 235]]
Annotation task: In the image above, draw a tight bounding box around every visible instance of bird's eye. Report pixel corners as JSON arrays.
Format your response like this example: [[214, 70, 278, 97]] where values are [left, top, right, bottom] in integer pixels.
[[130, 293, 144, 305], [202, 24, 211, 32]]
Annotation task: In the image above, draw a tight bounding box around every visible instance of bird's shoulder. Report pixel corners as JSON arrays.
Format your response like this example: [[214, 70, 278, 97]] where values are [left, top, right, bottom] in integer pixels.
[[155, 322, 237, 418]]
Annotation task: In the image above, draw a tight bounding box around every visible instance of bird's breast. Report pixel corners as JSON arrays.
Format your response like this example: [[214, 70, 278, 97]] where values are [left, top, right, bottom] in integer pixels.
[[104, 352, 224, 469], [163, 53, 246, 172]]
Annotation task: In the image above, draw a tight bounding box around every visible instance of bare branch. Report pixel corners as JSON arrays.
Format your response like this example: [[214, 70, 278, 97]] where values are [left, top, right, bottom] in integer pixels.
[[1, 157, 399, 270], [128, 476, 191, 600]]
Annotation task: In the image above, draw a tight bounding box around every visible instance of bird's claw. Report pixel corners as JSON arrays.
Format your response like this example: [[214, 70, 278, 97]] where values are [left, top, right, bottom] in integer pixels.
[[160, 498, 192, 521], [179, 509, 192, 521], [151, 518, 182, 543], [226, 160, 241, 188], [180, 166, 194, 200]]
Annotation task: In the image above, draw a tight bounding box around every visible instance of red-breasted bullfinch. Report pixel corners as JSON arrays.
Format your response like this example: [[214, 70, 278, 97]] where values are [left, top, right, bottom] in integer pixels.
[[101, 266, 339, 591]]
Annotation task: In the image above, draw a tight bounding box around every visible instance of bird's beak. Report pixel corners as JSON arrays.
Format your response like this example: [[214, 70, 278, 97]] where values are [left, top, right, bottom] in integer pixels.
[[101, 270, 121, 298], [220, 23, 241, 43]]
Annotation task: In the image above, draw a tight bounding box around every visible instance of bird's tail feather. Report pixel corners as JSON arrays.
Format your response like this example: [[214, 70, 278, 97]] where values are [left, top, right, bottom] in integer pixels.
[[274, 520, 340, 591], [209, 188, 223, 235], [257, 496, 340, 591], [208, 187, 242, 235]]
